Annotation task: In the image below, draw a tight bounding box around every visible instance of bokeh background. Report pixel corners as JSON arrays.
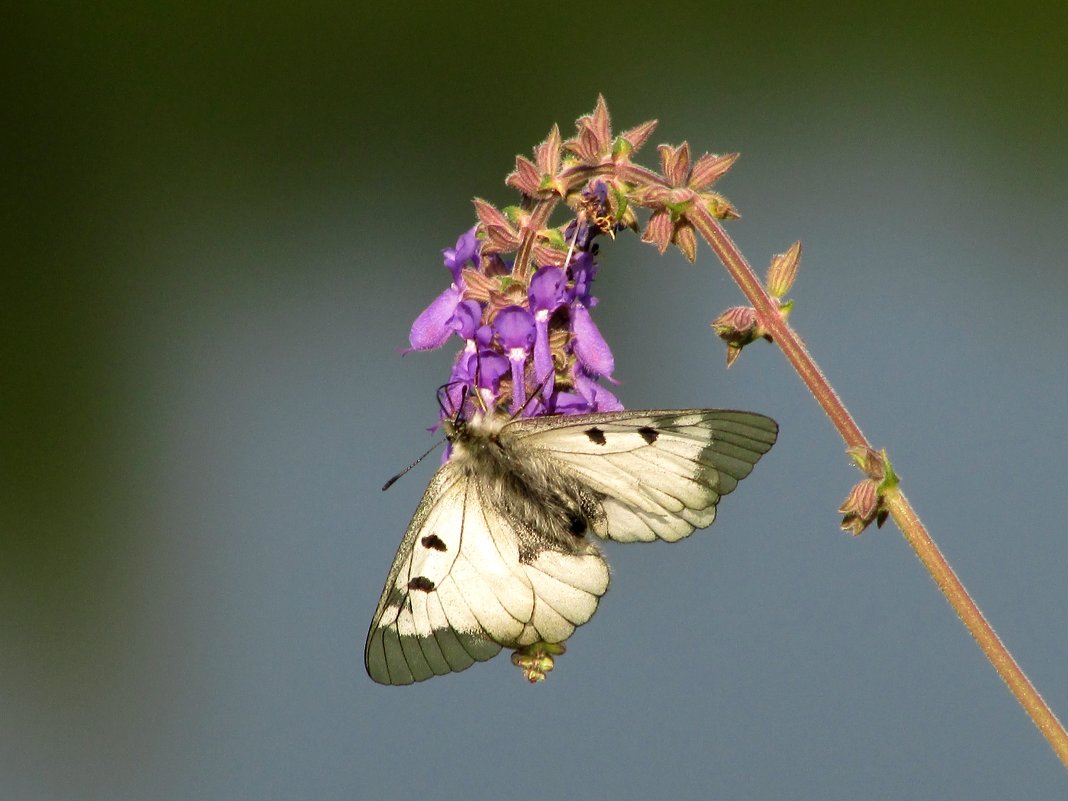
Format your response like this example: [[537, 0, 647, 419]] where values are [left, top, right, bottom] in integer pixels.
[[5, 4, 1067, 800]]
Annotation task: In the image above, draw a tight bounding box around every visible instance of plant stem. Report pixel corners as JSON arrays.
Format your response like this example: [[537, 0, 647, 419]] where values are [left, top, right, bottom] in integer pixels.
[[690, 204, 1068, 770], [886, 488, 1068, 765]]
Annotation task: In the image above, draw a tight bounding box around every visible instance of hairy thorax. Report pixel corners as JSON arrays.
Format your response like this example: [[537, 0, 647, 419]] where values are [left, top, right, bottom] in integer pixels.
[[447, 412, 606, 561]]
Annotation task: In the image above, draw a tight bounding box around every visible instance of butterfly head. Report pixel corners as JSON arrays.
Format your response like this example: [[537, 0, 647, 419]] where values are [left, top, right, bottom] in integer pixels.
[[442, 407, 510, 460]]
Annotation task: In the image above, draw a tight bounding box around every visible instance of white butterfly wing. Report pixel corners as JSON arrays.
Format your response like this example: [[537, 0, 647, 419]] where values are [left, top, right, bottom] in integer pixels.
[[365, 463, 610, 686], [505, 410, 778, 543], [367, 408, 774, 684], [365, 468, 499, 685]]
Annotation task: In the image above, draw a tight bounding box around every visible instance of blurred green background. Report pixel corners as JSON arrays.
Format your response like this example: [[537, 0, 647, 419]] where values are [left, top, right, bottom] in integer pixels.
[[4, 4, 1067, 800]]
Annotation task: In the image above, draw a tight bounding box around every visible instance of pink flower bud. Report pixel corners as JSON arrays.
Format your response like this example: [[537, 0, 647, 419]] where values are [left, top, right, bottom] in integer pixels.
[[839, 479, 881, 536]]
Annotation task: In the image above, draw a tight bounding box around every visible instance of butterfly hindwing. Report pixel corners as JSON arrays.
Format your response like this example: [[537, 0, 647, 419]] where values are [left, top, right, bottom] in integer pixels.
[[504, 410, 778, 543], [477, 491, 610, 647]]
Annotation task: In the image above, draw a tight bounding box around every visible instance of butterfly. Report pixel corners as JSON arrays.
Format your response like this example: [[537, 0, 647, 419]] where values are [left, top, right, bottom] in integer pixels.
[[365, 407, 777, 685]]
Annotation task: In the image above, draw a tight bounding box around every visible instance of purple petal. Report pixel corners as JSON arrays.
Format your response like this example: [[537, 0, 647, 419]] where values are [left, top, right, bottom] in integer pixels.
[[549, 390, 592, 416], [568, 252, 598, 306], [445, 355, 475, 412], [493, 305, 536, 351], [450, 349, 509, 413], [574, 367, 623, 412], [570, 303, 614, 376], [409, 285, 462, 350], [533, 315, 555, 398], [528, 266, 568, 312], [508, 357, 526, 416], [476, 352, 510, 390], [562, 217, 592, 251], [449, 300, 484, 341], [442, 226, 480, 283]]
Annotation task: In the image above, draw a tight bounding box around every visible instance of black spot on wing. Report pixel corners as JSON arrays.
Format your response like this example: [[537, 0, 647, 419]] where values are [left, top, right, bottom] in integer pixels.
[[408, 576, 436, 592], [421, 533, 447, 552], [585, 427, 607, 445], [637, 426, 659, 444]]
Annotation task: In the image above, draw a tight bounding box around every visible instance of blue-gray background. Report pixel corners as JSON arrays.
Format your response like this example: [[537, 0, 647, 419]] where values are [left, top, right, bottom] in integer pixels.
[[5, 4, 1067, 800]]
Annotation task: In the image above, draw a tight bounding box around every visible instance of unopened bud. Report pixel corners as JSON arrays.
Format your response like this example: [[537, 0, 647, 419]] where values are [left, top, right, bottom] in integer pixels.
[[511, 641, 566, 683], [712, 306, 758, 340], [767, 241, 801, 298], [838, 477, 890, 536], [673, 221, 697, 263], [840, 479, 880, 535], [712, 305, 764, 366], [705, 192, 740, 220]]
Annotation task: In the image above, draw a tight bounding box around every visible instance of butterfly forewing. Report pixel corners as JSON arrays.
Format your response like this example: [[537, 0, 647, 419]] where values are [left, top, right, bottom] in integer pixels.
[[366, 468, 506, 685], [504, 410, 777, 544], [366, 408, 777, 684]]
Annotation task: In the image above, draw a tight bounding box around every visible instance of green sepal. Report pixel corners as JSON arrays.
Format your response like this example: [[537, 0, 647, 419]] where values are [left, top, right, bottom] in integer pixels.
[[877, 451, 899, 493], [609, 183, 629, 219], [543, 228, 568, 249]]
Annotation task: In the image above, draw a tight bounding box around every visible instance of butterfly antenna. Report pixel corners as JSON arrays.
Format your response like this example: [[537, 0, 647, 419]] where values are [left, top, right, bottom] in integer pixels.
[[381, 439, 445, 491], [436, 382, 456, 417], [471, 352, 489, 414], [562, 218, 580, 270], [439, 381, 478, 419], [511, 374, 552, 420]]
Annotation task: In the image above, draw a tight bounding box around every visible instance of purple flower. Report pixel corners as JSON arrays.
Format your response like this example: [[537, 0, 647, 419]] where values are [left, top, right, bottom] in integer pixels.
[[409, 284, 464, 350], [587, 180, 609, 207], [548, 390, 591, 415], [570, 303, 614, 377], [528, 266, 568, 396], [564, 180, 622, 249], [573, 365, 622, 411], [493, 305, 536, 415], [409, 227, 481, 351], [407, 221, 623, 425], [448, 348, 509, 415], [442, 225, 480, 281], [449, 299, 484, 342], [568, 251, 598, 308], [529, 265, 568, 313]]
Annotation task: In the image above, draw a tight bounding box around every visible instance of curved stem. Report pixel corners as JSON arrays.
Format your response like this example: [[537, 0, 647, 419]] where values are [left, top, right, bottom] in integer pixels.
[[690, 205, 1068, 770], [886, 488, 1068, 765]]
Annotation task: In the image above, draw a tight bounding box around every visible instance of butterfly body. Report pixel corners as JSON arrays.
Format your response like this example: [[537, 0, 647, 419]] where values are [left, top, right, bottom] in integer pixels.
[[366, 408, 777, 685], [446, 411, 609, 560]]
